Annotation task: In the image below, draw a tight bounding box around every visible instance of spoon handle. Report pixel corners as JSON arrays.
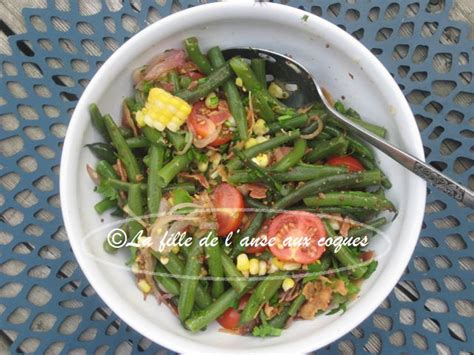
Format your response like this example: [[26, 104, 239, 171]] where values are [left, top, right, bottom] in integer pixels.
[[318, 89, 474, 208]]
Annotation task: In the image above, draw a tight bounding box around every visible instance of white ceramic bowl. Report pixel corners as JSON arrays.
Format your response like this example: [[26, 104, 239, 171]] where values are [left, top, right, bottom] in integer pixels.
[[61, 2, 426, 353]]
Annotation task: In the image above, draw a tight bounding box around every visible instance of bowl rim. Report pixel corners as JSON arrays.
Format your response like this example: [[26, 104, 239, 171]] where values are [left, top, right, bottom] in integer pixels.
[[60, 2, 426, 352]]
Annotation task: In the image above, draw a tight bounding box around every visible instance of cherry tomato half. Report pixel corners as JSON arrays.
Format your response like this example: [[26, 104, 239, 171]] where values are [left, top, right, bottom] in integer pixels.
[[187, 101, 233, 147], [212, 183, 245, 237], [245, 220, 271, 254], [326, 155, 364, 172], [217, 294, 250, 329], [268, 211, 326, 264]]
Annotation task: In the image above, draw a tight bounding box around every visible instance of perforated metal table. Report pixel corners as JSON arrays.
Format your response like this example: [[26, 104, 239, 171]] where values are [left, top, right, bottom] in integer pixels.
[[0, 0, 472, 353]]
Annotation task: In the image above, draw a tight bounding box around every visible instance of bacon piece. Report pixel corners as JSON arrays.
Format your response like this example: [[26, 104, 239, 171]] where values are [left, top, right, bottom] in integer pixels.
[[122, 102, 139, 137], [237, 183, 268, 199], [361, 250, 374, 262], [272, 147, 292, 164], [178, 172, 210, 189], [299, 279, 333, 319]]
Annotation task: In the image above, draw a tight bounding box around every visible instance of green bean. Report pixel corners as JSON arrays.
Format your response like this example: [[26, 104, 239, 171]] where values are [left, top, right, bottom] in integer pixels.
[[323, 220, 367, 279], [107, 178, 196, 194], [156, 154, 190, 187], [142, 126, 165, 145], [89, 103, 109, 140], [253, 91, 275, 122], [94, 198, 116, 214], [230, 212, 265, 258], [184, 37, 213, 75], [103, 114, 142, 182], [168, 70, 180, 94], [176, 64, 233, 103], [268, 305, 290, 329], [127, 183, 144, 262], [271, 139, 307, 172], [228, 165, 347, 184], [328, 115, 386, 138], [185, 288, 241, 332], [154, 252, 212, 309], [221, 252, 247, 293], [147, 144, 165, 222], [303, 191, 395, 211], [227, 130, 300, 170], [346, 135, 374, 161], [229, 57, 286, 115], [165, 130, 186, 151], [353, 153, 392, 189], [208, 46, 248, 140], [86, 143, 116, 164], [268, 292, 306, 328], [239, 271, 287, 325], [118, 126, 133, 139], [272, 170, 382, 212], [204, 231, 225, 298], [288, 293, 306, 316], [267, 114, 309, 134], [125, 136, 150, 149], [155, 263, 180, 296], [304, 136, 348, 163], [307, 206, 377, 220], [178, 237, 203, 320], [96, 160, 118, 180], [251, 58, 267, 88], [348, 217, 388, 238]]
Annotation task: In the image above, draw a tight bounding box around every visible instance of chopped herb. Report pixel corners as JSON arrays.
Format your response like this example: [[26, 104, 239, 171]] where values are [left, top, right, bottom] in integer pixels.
[[252, 324, 283, 337], [301, 14, 309, 22]]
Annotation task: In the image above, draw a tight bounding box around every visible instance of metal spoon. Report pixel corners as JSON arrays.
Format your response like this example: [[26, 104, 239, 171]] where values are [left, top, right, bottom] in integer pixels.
[[222, 48, 474, 208]]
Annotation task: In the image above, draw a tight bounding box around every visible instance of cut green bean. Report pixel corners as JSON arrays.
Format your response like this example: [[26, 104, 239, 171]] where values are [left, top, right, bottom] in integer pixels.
[[304, 135, 348, 163], [272, 170, 382, 212], [184, 37, 213, 75], [221, 252, 247, 293], [86, 143, 116, 164], [176, 64, 233, 103], [125, 136, 150, 149], [268, 114, 309, 134], [168, 70, 180, 94], [227, 130, 300, 170], [142, 126, 165, 145], [165, 130, 186, 151], [156, 154, 191, 187], [303, 191, 395, 211], [204, 231, 225, 298], [178, 237, 203, 320], [185, 287, 240, 332], [251, 58, 266, 88], [230, 212, 265, 258], [89, 103, 109, 140], [239, 271, 287, 325], [147, 144, 165, 222], [271, 139, 307, 172], [323, 220, 367, 279], [94, 198, 116, 214], [155, 263, 180, 296], [103, 114, 142, 182], [96, 160, 118, 180], [348, 217, 388, 238], [127, 183, 144, 263], [208, 46, 248, 140]]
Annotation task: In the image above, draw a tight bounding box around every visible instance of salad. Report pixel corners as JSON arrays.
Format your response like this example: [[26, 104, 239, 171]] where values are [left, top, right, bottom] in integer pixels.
[[86, 37, 395, 336]]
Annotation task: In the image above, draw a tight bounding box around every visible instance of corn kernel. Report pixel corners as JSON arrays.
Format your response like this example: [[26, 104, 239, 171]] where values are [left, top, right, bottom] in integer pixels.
[[249, 258, 259, 275], [258, 260, 267, 276], [253, 119, 269, 136], [244, 138, 258, 149], [235, 77, 243, 87], [241, 270, 250, 278], [282, 278, 295, 292], [138, 279, 151, 294], [282, 262, 302, 271], [268, 82, 289, 99], [131, 263, 140, 274], [255, 135, 269, 144], [236, 253, 250, 272], [329, 219, 340, 231], [271, 257, 285, 270], [251, 153, 269, 167], [160, 256, 169, 265], [171, 245, 180, 254], [268, 263, 279, 274]]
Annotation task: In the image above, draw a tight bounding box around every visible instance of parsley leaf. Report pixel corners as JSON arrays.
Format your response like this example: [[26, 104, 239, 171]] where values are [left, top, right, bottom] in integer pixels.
[[252, 324, 283, 337], [97, 181, 118, 201]]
